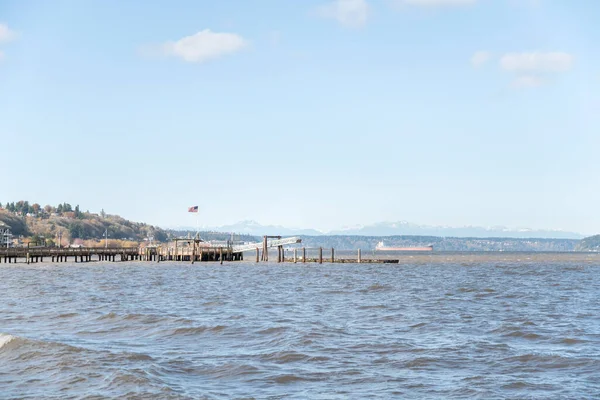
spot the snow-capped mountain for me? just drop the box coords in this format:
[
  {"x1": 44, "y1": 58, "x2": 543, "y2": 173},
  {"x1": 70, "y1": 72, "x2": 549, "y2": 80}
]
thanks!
[{"x1": 167, "y1": 220, "x2": 584, "y2": 239}]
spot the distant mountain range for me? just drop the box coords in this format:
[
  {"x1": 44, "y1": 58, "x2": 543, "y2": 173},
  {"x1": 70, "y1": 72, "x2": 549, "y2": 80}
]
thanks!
[{"x1": 170, "y1": 220, "x2": 585, "y2": 240}]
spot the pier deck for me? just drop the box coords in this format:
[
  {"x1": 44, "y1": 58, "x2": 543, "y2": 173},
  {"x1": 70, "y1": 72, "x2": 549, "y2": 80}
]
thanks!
[{"x1": 1, "y1": 246, "x2": 397, "y2": 264}]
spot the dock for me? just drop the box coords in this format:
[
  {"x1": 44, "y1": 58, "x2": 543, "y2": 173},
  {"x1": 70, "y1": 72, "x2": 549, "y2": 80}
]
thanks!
[
  {"x1": 0, "y1": 234, "x2": 410, "y2": 265},
  {"x1": 1, "y1": 247, "x2": 140, "y2": 264},
  {"x1": 1, "y1": 244, "x2": 398, "y2": 264}
]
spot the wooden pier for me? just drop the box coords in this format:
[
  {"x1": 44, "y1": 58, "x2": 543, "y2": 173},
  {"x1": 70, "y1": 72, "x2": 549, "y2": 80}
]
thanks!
[
  {"x1": 1, "y1": 246, "x2": 398, "y2": 265},
  {"x1": 1, "y1": 247, "x2": 141, "y2": 264}
]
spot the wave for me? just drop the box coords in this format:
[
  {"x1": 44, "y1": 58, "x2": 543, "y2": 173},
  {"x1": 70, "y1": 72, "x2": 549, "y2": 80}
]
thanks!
[
  {"x1": 170, "y1": 325, "x2": 227, "y2": 336},
  {"x1": 96, "y1": 312, "x2": 193, "y2": 326},
  {"x1": 256, "y1": 326, "x2": 288, "y2": 335},
  {"x1": 559, "y1": 337, "x2": 587, "y2": 345},
  {"x1": 261, "y1": 351, "x2": 311, "y2": 364},
  {"x1": 0, "y1": 333, "x2": 18, "y2": 350},
  {"x1": 360, "y1": 283, "x2": 393, "y2": 293}
]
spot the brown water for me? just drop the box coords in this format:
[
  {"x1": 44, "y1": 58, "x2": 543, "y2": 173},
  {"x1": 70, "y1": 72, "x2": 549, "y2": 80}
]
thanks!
[{"x1": 2, "y1": 253, "x2": 600, "y2": 398}]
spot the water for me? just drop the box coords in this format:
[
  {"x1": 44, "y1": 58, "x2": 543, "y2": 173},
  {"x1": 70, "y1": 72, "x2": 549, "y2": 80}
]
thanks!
[{"x1": 2, "y1": 253, "x2": 600, "y2": 399}]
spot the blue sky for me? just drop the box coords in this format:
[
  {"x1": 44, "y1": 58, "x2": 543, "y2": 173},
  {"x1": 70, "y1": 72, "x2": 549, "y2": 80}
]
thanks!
[{"x1": 1, "y1": 0, "x2": 599, "y2": 234}]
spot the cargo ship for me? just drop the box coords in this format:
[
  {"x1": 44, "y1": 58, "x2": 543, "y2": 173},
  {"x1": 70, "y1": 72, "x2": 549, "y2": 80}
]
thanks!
[{"x1": 375, "y1": 241, "x2": 433, "y2": 252}]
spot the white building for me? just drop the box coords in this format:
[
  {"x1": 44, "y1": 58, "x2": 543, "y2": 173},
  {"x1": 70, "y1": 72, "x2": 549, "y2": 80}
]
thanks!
[{"x1": 0, "y1": 222, "x2": 13, "y2": 248}]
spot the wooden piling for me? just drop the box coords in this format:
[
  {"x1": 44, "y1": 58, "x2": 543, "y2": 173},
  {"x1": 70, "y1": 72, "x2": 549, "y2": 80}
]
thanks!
[
  {"x1": 302, "y1": 247, "x2": 306, "y2": 263},
  {"x1": 319, "y1": 247, "x2": 323, "y2": 264},
  {"x1": 256, "y1": 248, "x2": 259, "y2": 263},
  {"x1": 358, "y1": 248, "x2": 361, "y2": 263},
  {"x1": 331, "y1": 248, "x2": 335, "y2": 263},
  {"x1": 191, "y1": 241, "x2": 196, "y2": 264},
  {"x1": 220, "y1": 247, "x2": 223, "y2": 265},
  {"x1": 294, "y1": 248, "x2": 297, "y2": 263},
  {"x1": 263, "y1": 236, "x2": 268, "y2": 262}
]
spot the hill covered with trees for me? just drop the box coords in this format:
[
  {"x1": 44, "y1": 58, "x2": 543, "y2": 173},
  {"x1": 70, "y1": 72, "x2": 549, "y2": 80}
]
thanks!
[
  {"x1": 575, "y1": 235, "x2": 600, "y2": 252},
  {"x1": 0, "y1": 200, "x2": 167, "y2": 246}
]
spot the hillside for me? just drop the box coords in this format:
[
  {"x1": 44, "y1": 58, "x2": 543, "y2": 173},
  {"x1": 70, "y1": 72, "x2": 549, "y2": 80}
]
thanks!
[
  {"x1": 0, "y1": 201, "x2": 167, "y2": 246},
  {"x1": 0, "y1": 211, "x2": 28, "y2": 236},
  {"x1": 575, "y1": 235, "x2": 600, "y2": 251},
  {"x1": 297, "y1": 235, "x2": 580, "y2": 252}
]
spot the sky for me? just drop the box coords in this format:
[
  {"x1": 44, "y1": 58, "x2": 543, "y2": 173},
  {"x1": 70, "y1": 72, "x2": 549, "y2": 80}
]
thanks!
[{"x1": 1, "y1": 0, "x2": 599, "y2": 234}]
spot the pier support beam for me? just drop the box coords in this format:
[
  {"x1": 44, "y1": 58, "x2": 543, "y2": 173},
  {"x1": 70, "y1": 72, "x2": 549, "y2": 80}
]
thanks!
[{"x1": 319, "y1": 247, "x2": 323, "y2": 264}]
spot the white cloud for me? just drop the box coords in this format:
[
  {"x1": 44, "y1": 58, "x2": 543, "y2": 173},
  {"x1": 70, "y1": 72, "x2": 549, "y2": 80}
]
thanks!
[
  {"x1": 471, "y1": 51, "x2": 492, "y2": 68},
  {"x1": 500, "y1": 52, "x2": 573, "y2": 73},
  {"x1": 512, "y1": 75, "x2": 544, "y2": 88},
  {"x1": 316, "y1": 0, "x2": 370, "y2": 28},
  {"x1": 397, "y1": 0, "x2": 477, "y2": 6},
  {"x1": 0, "y1": 23, "x2": 16, "y2": 43},
  {"x1": 161, "y1": 29, "x2": 247, "y2": 63}
]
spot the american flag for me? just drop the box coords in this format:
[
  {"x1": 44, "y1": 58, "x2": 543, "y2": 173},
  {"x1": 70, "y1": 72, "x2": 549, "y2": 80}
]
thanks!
[{"x1": 188, "y1": 206, "x2": 198, "y2": 213}]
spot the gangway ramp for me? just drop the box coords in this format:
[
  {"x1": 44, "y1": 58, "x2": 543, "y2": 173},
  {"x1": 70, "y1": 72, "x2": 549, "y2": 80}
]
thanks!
[{"x1": 232, "y1": 237, "x2": 301, "y2": 253}]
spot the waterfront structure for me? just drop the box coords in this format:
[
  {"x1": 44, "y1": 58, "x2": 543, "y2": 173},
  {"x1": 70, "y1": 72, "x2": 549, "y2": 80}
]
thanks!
[{"x1": 1, "y1": 222, "x2": 13, "y2": 248}]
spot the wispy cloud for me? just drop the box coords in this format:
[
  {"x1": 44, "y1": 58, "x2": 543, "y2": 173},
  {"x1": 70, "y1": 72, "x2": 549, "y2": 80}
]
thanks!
[
  {"x1": 498, "y1": 52, "x2": 573, "y2": 89},
  {"x1": 315, "y1": 0, "x2": 370, "y2": 28},
  {"x1": 500, "y1": 52, "x2": 573, "y2": 73},
  {"x1": 471, "y1": 51, "x2": 492, "y2": 68},
  {"x1": 511, "y1": 75, "x2": 544, "y2": 89},
  {"x1": 395, "y1": 0, "x2": 477, "y2": 7},
  {"x1": 0, "y1": 23, "x2": 16, "y2": 43},
  {"x1": 156, "y1": 29, "x2": 248, "y2": 64}
]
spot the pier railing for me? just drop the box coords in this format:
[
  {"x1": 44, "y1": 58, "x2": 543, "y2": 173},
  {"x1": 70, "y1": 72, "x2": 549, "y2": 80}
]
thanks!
[{"x1": 2, "y1": 247, "x2": 139, "y2": 257}]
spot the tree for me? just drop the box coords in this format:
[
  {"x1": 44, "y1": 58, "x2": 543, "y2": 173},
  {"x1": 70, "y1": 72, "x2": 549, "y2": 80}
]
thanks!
[
  {"x1": 31, "y1": 203, "x2": 41, "y2": 215},
  {"x1": 57, "y1": 204, "x2": 64, "y2": 214},
  {"x1": 16, "y1": 200, "x2": 25, "y2": 214},
  {"x1": 75, "y1": 205, "x2": 81, "y2": 219},
  {"x1": 100, "y1": 209, "x2": 106, "y2": 218},
  {"x1": 68, "y1": 223, "x2": 84, "y2": 239},
  {"x1": 44, "y1": 205, "x2": 53, "y2": 214}
]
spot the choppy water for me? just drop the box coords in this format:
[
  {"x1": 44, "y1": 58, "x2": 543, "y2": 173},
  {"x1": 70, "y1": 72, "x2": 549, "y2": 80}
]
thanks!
[{"x1": 2, "y1": 253, "x2": 600, "y2": 399}]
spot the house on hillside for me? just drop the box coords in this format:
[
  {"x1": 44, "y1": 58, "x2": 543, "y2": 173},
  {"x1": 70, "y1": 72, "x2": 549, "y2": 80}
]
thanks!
[
  {"x1": 0, "y1": 222, "x2": 13, "y2": 248},
  {"x1": 69, "y1": 238, "x2": 85, "y2": 248}
]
